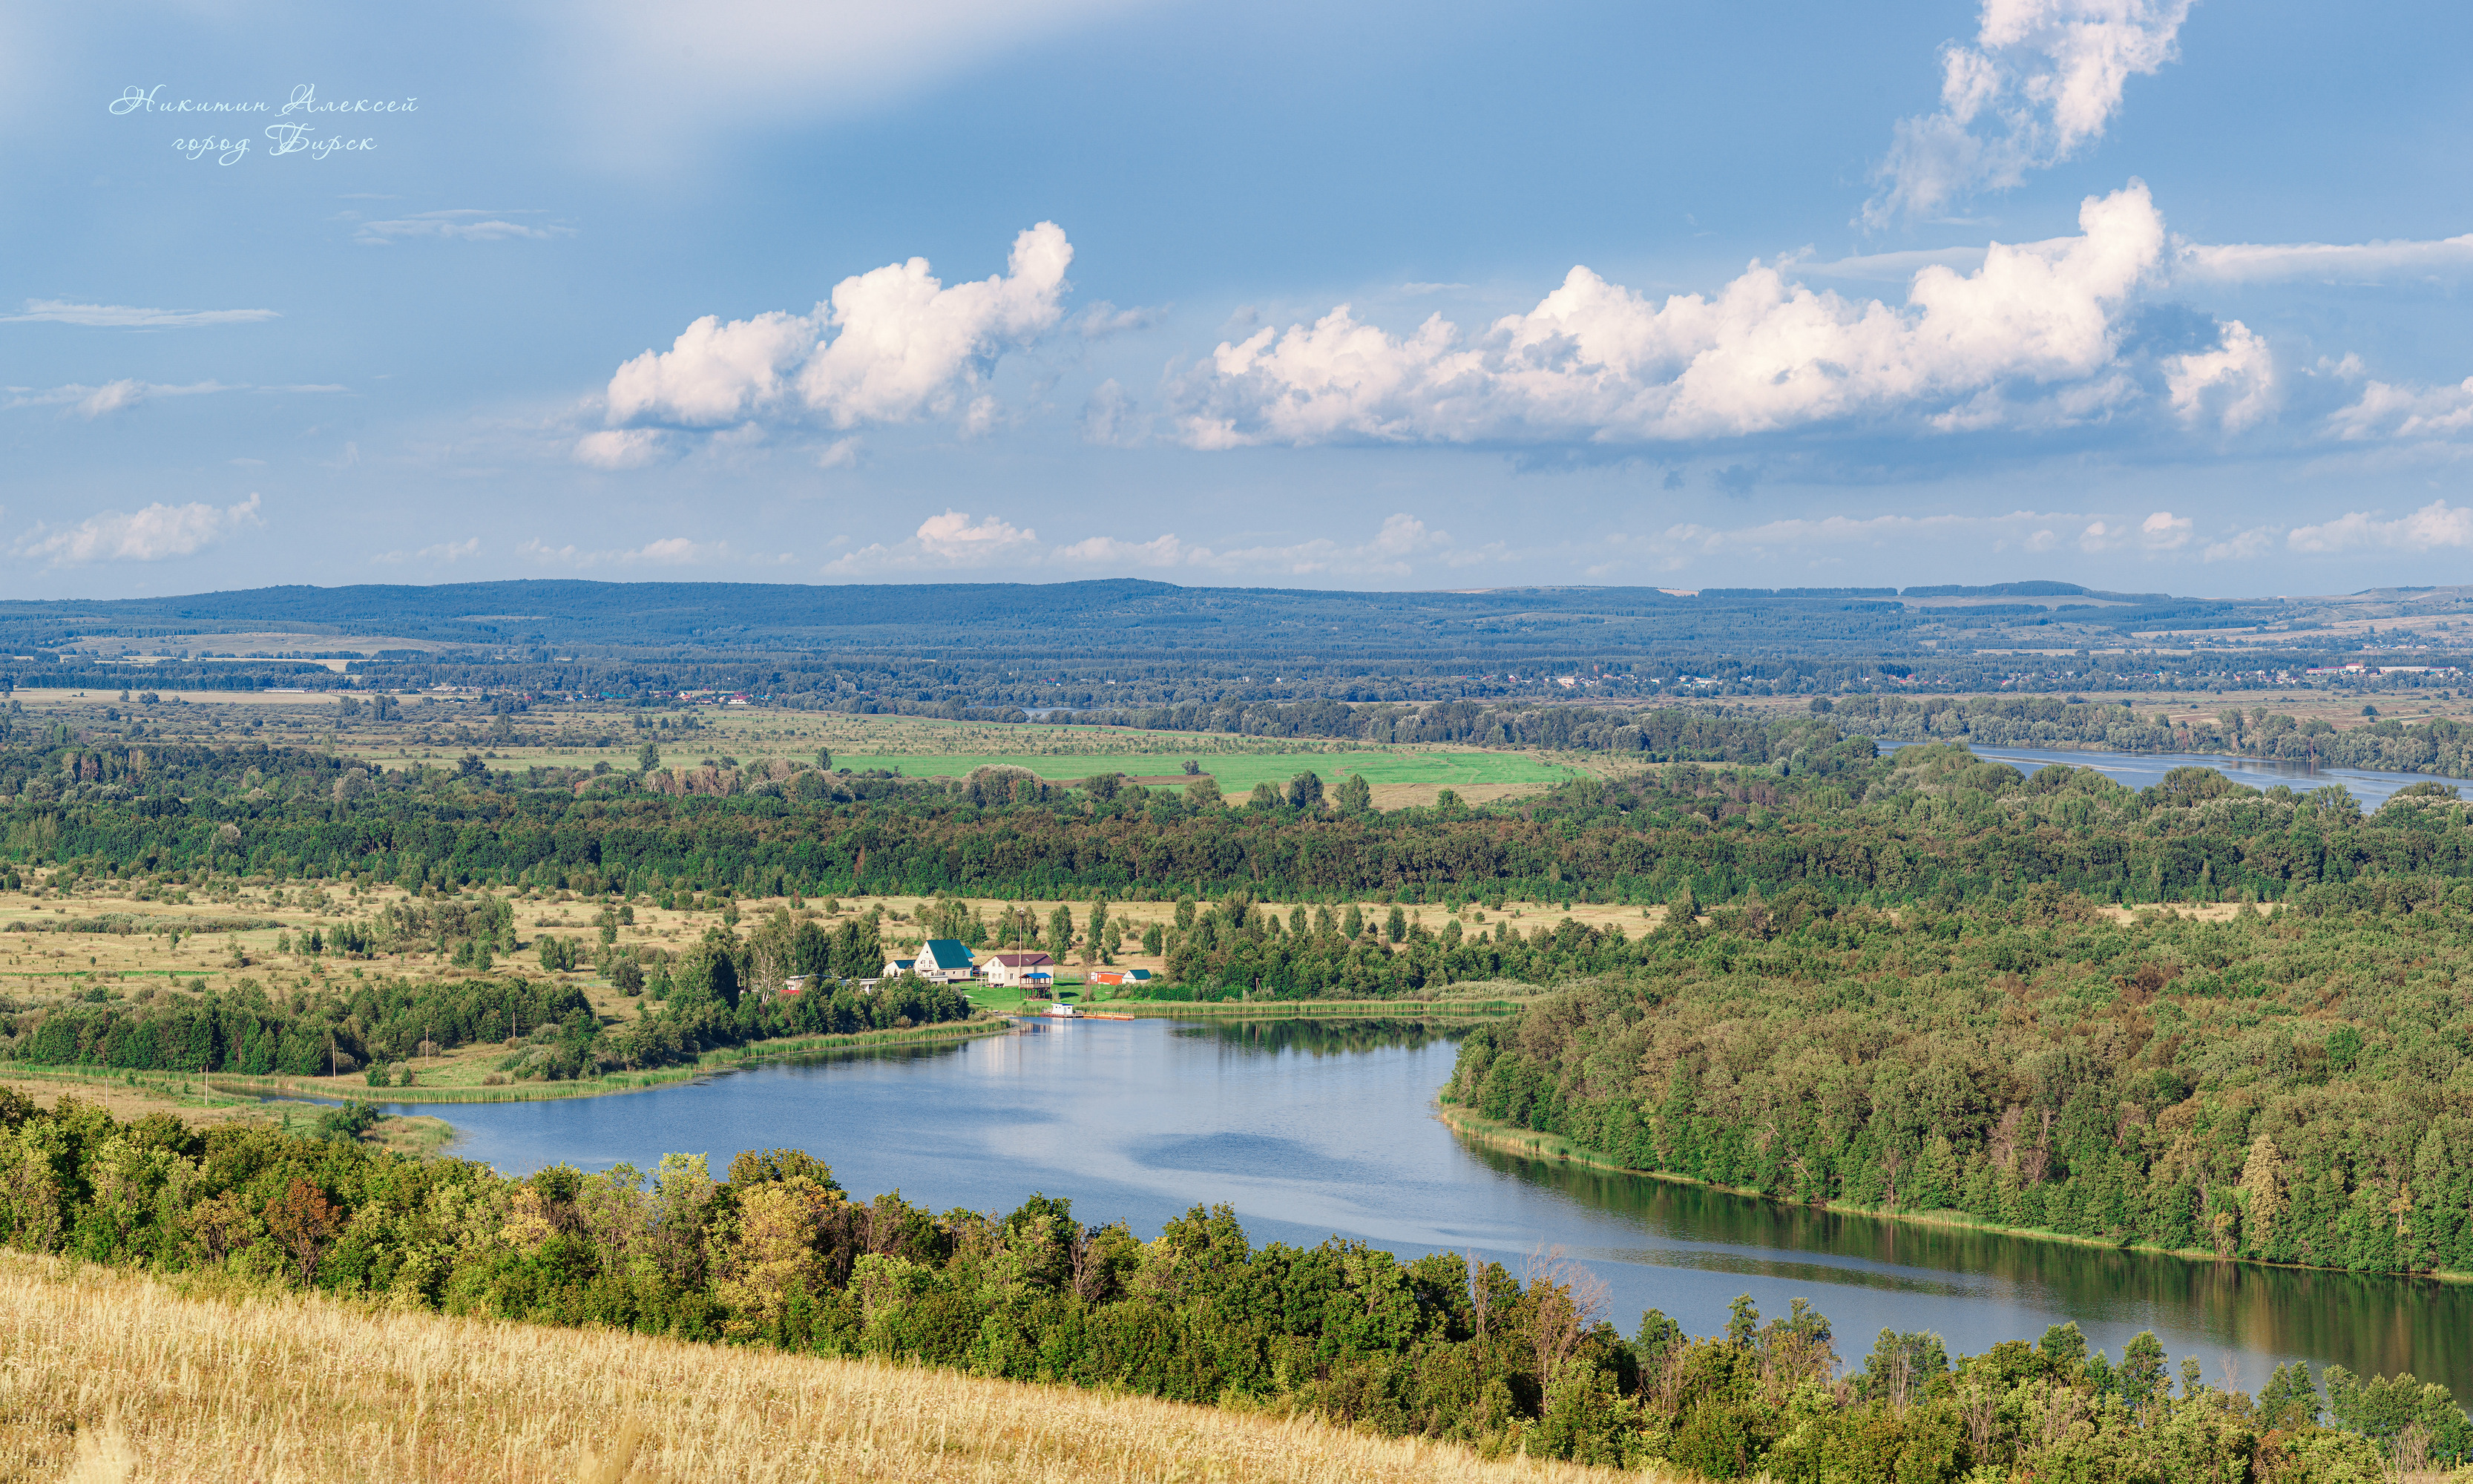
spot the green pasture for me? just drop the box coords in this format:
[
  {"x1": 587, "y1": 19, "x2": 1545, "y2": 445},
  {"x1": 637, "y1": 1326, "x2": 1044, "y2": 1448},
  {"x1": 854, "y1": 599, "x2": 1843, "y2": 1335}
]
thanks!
[{"x1": 829, "y1": 749, "x2": 1584, "y2": 792}]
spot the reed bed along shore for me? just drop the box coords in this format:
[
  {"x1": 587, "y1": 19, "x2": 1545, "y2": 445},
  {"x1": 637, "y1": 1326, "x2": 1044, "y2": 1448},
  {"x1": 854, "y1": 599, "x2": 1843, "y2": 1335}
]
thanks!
[{"x1": 0, "y1": 1252, "x2": 1644, "y2": 1484}]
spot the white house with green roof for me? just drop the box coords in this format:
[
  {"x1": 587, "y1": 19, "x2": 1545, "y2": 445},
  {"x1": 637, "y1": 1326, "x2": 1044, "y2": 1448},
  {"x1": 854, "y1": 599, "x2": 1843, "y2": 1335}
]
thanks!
[{"x1": 883, "y1": 939, "x2": 975, "y2": 983}]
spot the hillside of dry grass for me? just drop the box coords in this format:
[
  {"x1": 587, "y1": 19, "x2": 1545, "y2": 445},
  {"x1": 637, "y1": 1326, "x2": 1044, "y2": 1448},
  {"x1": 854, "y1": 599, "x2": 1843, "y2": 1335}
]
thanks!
[{"x1": 0, "y1": 1252, "x2": 1646, "y2": 1484}]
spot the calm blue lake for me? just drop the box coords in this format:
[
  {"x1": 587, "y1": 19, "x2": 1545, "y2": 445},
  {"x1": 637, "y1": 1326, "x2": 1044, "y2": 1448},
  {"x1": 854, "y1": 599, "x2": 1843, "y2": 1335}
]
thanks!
[
  {"x1": 401, "y1": 1017, "x2": 2473, "y2": 1397},
  {"x1": 1884, "y1": 740, "x2": 2447, "y2": 807}
]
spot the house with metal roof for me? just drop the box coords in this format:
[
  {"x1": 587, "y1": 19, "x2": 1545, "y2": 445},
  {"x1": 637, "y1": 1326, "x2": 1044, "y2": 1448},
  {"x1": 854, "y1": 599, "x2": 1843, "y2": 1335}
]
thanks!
[{"x1": 884, "y1": 939, "x2": 976, "y2": 983}]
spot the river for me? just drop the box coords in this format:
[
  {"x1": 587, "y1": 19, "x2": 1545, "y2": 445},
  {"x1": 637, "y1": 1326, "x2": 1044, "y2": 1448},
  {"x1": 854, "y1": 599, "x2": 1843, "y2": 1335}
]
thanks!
[
  {"x1": 405, "y1": 1017, "x2": 2473, "y2": 1397},
  {"x1": 1888, "y1": 740, "x2": 2448, "y2": 807}
]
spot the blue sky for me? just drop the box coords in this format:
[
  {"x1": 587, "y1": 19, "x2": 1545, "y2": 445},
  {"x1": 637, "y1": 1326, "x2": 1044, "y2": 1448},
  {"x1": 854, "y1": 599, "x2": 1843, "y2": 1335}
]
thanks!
[{"x1": 5, "y1": 0, "x2": 2472, "y2": 599}]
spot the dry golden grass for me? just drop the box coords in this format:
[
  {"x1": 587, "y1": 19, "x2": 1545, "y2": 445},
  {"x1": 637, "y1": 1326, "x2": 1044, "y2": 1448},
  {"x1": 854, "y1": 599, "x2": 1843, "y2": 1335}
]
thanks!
[{"x1": 0, "y1": 1252, "x2": 1646, "y2": 1484}]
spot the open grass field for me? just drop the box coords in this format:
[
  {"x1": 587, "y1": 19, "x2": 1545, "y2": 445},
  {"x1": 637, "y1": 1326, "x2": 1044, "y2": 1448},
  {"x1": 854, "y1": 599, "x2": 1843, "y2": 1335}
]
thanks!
[{"x1": 0, "y1": 1251, "x2": 1640, "y2": 1484}]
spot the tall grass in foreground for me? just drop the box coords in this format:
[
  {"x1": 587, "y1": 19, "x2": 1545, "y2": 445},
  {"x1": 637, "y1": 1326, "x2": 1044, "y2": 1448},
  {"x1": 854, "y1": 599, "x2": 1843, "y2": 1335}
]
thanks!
[{"x1": 0, "y1": 1252, "x2": 1646, "y2": 1484}]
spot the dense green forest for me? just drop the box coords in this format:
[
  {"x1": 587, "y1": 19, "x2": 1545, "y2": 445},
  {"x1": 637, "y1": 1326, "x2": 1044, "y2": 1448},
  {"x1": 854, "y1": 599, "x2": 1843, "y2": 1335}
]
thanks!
[
  {"x1": 1444, "y1": 887, "x2": 2473, "y2": 1276},
  {"x1": 16, "y1": 720, "x2": 2473, "y2": 908},
  {"x1": 0, "y1": 1094, "x2": 2460, "y2": 1477}
]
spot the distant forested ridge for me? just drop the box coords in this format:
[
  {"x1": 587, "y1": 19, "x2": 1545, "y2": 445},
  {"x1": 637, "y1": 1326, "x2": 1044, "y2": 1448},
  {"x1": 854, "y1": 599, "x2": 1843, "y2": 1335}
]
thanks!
[{"x1": 6, "y1": 577, "x2": 2463, "y2": 708}]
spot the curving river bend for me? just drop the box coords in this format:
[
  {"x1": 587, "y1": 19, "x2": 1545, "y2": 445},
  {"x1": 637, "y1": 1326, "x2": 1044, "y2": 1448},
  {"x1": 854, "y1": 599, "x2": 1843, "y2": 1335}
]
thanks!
[{"x1": 402, "y1": 1017, "x2": 2473, "y2": 1396}]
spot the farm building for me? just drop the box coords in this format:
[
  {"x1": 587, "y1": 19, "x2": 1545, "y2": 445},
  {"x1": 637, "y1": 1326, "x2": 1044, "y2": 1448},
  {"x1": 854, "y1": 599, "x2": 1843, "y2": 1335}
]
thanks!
[
  {"x1": 1086, "y1": 968, "x2": 1152, "y2": 987},
  {"x1": 982, "y1": 952, "x2": 1054, "y2": 989}
]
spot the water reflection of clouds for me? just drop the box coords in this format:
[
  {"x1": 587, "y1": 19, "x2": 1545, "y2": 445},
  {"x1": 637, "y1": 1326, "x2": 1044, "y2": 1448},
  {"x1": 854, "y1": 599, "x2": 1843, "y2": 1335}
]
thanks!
[{"x1": 1576, "y1": 1246, "x2": 2003, "y2": 1298}]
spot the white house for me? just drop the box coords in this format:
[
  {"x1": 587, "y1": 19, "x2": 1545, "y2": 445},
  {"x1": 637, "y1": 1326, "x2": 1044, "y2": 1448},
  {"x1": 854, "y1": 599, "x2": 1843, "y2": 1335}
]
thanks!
[
  {"x1": 982, "y1": 951, "x2": 1054, "y2": 989},
  {"x1": 883, "y1": 939, "x2": 975, "y2": 984}
]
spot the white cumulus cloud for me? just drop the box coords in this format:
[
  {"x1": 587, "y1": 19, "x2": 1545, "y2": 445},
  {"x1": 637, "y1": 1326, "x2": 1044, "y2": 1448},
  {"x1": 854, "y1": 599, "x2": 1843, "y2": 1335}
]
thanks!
[
  {"x1": 1172, "y1": 183, "x2": 2198, "y2": 447},
  {"x1": 1868, "y1": 0, "x2": 2192, "y2": 226},
  {"x1": 373, "y1": 537, "x2": 484, "y2": 565},
  {"x1": 606, "y1": 223, "x2": 1073, "y2": 433},
  {"x1": 573, "y1": 429, "x2": 669, "y2": 470},
  {"x1": 916, "y1": 510, "x2": 1037, "y2": 561},
  {"x1": 2138, "y1": 510, "x2": 2193, "y2": 549},
  {"x1": 828, "y1": 510, "x2": 1454, "y2": 579},
  {"x1": 2202, "y1": 526, "x2": 2279, "y2": 562},
  {"x1": 2327, "y1": 378, "x2": 2473, "y2": 441},
  {"x1": 2288, "y1": 502, "x2": 2473, "y2": 554},
  {"x1": 2072, "y1": 512, "x2": 2189, "y2": 553},
  {"x1": 1049, "y1": 532, "x2": 1209, "y2": 568},
  {"x1": 2163, "y1": 320, "x2": 2274, "y2": 431},
  {"x1": 13, "y1": 493, "x2": 263, "y2": 566},
  {"x1": 520, "y1": 536, "x2": 732, "y2": 568}
]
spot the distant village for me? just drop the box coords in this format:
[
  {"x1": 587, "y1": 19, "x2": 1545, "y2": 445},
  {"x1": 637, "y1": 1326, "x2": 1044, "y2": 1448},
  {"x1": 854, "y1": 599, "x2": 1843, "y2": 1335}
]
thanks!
[{"x1": 778, "y1": 939, "x2": 1150, "y2": 1005}]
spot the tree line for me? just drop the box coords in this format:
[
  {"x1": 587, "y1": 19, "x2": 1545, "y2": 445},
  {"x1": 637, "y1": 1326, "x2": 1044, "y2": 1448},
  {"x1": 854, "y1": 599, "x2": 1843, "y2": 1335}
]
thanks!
[{"x1": 22, "y1": 729, "x2": 2473, "y2": 922}]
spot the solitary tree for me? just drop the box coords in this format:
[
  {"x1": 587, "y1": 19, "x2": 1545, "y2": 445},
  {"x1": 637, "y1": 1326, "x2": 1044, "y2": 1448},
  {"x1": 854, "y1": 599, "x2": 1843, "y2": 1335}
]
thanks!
[
  {"x1": 637, "y1": 740, "x2": 660, "y2": 772},
  {"x1": 1336, "y1": 774, "x2": 1373, "y2": 815},
  {"x1": 1086, "y1": 900, "x2": 1109, "y2": 964},
  {"x1": 264, "y1": 1177, "x2": 339, "y2": 1284}
]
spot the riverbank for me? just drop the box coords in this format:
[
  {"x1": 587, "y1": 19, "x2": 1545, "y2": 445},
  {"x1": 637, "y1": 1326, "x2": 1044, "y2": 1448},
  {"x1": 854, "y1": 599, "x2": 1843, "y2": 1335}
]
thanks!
[
  {"x1": 1, "y1": 1066, "x2": 458, "y2": 1153},
  {"x1": 187, "y1": 1016, "x2": 1011, "y2": 1106},
  {"x1": 1436, "y1": 1103, "x2": 2473, "y2": 1286}
]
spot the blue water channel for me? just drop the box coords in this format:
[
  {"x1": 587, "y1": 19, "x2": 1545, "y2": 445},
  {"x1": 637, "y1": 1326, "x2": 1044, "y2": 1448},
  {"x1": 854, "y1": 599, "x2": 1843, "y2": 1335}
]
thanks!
[
  {"x1": 1883, "y1": 740, "x2": 2449, "y2": 807},
  {"x1": 402, "y1": 1017, "x2": 2473, "y2": 1397}
]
